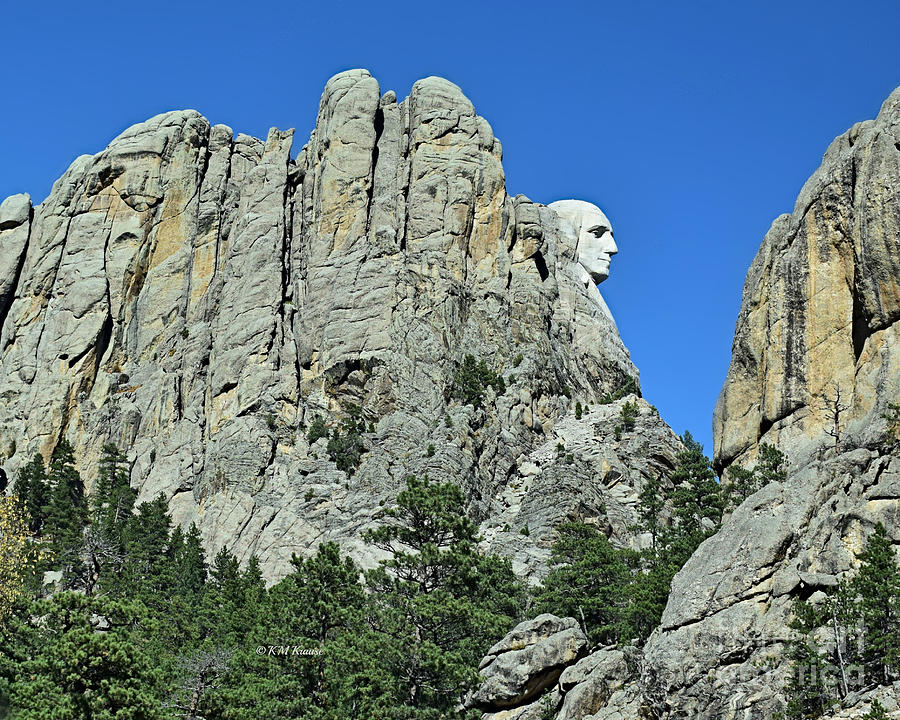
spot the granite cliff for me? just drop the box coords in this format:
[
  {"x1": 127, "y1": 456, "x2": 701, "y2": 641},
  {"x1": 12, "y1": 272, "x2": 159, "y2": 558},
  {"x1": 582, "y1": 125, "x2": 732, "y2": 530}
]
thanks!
[
  {"x1": 468, "y1": 87, "x2": 900, "y2": 720},
  {"x1": 0, "y1": 69, "x2": 681, "y2": 581}
]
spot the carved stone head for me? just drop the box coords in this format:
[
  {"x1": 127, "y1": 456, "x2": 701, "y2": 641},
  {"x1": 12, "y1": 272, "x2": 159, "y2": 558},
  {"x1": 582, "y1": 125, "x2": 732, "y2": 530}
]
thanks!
[{"x1": 549, "y1": 199, "x2": 618, "y2": 284}]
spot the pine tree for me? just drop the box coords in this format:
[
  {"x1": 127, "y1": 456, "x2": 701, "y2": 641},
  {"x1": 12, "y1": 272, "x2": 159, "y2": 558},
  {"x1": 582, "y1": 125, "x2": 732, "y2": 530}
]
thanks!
[
  {"x1": 209, "y1": 543, "x2": 371, "y2": 719},
  {"x1": 6, "y1": 592, "x2": 163, "y2": 719},
  {"x1": 114, "y1": 494, "x2": 174, "y2": 605},
  {"x1": 363, "y1": 475, "x2": 524, "y2": 717},
  {"x1": 14, "y1": 454, "x2": 49, "y2": 536},
  {"x1": 853, "y1": 523, "x2": 900, "y2": 685},
  {"x1": 534, "y1": 522, "x2": 633, "y2": 644},
  {"x1": 665, "y1": 431, "x2": 723, "y2": 567},
  {"x1": 43, "y1": 440, "x2": 88, "y2": 579},
  {"x1": 635, "y1": 475, "x2": 665, "y2": 552},
  {"x1": 172, "y1": 523, "x2": 207, "y2": 602},
  {"x1": 783, "y1": 599, "x2": 837, "y2": 718},
  {"x1": 92, "y1": 443, "x2": 136, "y2": 541}
]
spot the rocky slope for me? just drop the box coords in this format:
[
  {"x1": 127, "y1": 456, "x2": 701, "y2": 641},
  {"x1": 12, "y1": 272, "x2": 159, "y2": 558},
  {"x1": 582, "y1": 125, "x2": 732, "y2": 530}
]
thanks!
[
  {"x1": 0, "y1": 69, "x2": 681, "y2": 580},
  {"x1": 655, "y1": 87, "x2": 900, "y2": 719},
  {"x1": 528, "y1": 87, "x2": 900, "y2": 720}
]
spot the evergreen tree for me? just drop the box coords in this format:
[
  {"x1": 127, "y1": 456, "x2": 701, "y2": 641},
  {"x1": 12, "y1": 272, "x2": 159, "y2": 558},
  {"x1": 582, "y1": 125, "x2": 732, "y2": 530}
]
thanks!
[
  {"x1": 171, "y1": 523, "x2": 207, "y2": 602},
  {"x1": 363, "y1": 475, "x2": 524, "y2": 717},
  {"x1": 43, "y1": 440, "x2": 88, "y2": 579},
  {"x1": 852, "y1": 523, "x2": 900, "y2": 685},
  {"x1": 5, "y1": 592, "x2": 163, "y2": 719},
  {"x1": 92, "y1": 443, "x2": 136, "y2": 542},
  {"x1": 665, "y1": 432, "x2": 723, "y2": 567},
  {"x1": 114, "y1": 494, "x2": 174, "y2": 605},
  {"x1": 635, "y1": 475, "x2": 665, "y2": 552},
  {"x1": 210, "y1": 543, "x2": 372, "y2": 719},
  {"x1": 534, "y1": 522, "x2": 633, "y2": 644},
  {"x1": 14, "y1": 454, "x2": 49, "y2": 536},
  {"x1": 783, "y1": 599, "x2": 837, "y2": 719}
]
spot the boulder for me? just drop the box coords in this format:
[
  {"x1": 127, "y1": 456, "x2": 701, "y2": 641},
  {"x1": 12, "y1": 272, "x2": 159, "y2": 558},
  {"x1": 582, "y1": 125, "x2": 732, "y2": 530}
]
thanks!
[{"x1": 471, "y1": 614, "x2": 588, "y2": 711}]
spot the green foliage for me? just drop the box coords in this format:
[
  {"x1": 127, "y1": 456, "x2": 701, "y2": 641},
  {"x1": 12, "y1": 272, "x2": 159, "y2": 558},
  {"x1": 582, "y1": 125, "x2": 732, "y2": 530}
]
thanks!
[
  {"x1": 326, "y1": 406, "x2": 365, "y2": 474},
  {"x1": 520, "y1": 524, "x2": 530, "y2": 536},
  {"x1": 306, "y1": 416, "x2": 328, "y2": 445},
  {"x1": 534, "y1": 523, "x2": 633, "y2": 644},
  {"x1": 42, "y1": 441, "x2": 89, "y2": 579},
  {"x1": 210, "y1": 542, "x2": 369, "y2": 718},
  {"x1": 4, "y1": 592, "x2": 163, "y2": 719},
  {"x1": 864, "y1": 699, "x2": 889, "y2": 720},
  {"x1": 540, "y1": 432, "x2": 729, "y2": 648},
  {"x1": 575, "y1": 401, "x2": 583, "y2": 420},
  {"x1": 782, "y1": 523, "x2": 900, "y2": 716},
  {"x1": 538, "y1": 692, "x2": 558, "y2": 720},
  {"x1": 364, "y1": 475, "x2": 525, "y2": 716},
  {"x1": 6, "y1": 440, "x2": 15, "y2": 459},
  {"x1": 599, "y1": 377, "x2": 638, "y2": 405},
  {"x1": 619, "y1": 400, "x2": 638, "y2": 431},
  {"x1": 265, "y1": 413, "x2": 276, "y2": 430},
  {"x1": 513, "y1": 353, "x2": 523, "y2": 368},
  {"x1": 15, "y1": 453, "x2": 49, "y2": 536},
  {"x1": 853, "y1": 523, "x2": 900, "y2": 685},
  {"x1": 426, "y1": 443, "x2": 436, "y2": 457},
  {"x1": 664, "y1": 432, "x2": 723, "y2": 566},
  {"x1": 724, "y1": 443, "x2": 786, "y2": 511},
  {"x1": 92, "y1": 444, "x2": 136, "y2": 542},
  {"x1": 882, "y1": 402, "x2": 900, "y2": 446},
  {"x1": 783, "y1": 599, "x2": 837, "y2": 719},
  {"x1": 451, "y1": 354, "x2": 506, "y2": 409}
]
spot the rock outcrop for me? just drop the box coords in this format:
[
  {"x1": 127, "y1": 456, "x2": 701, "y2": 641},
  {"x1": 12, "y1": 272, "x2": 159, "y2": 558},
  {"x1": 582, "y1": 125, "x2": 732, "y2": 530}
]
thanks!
[
  {"x1": 0, "y1": 69, "x2": 680, "y2": 580},
  {"x1": 613, "y1": 87, "x2": 900, "y2": 719},
  {"x1": 714, "y1": 87, "x2": 900, "y2": 473},
  {"x1": 471, "y1": 614, "x2": 640, "y2": 720}
]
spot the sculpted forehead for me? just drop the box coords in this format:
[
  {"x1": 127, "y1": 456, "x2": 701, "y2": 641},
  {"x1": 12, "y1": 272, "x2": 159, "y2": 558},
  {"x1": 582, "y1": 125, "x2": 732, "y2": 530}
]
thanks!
[{"x1": 548, "y1": 199, "x2": 613, "y2": 236}]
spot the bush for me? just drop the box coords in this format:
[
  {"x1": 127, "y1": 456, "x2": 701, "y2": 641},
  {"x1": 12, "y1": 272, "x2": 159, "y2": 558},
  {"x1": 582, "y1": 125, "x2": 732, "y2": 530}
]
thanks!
[
  {"x1": 451, "y1": 354, "x2": 506, "y2": 409},
  {"x1": 575, "y1": 401, "x2": 583, "y2": 420},
  {"x1": 327, "y1": 407, "x2": 365, "y2": 475},
  {"x1": 307, "y1": 417, "x2": 328, "y2": 445},
  {"x1": 600, "y1": 377, "x2": 638, "y2": 405},
  {"x1": 426, "y1": 444, "x2": 435, "y2": 458},
  {"x1": 620, "y1": 400, "x2": 638, "y2": 432}
]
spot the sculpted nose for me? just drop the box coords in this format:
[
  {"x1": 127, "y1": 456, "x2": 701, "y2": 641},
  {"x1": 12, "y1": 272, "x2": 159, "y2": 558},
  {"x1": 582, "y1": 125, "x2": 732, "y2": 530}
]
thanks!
[{"x1": 606, "y1": 235, "x2": 618, "y2": 256}]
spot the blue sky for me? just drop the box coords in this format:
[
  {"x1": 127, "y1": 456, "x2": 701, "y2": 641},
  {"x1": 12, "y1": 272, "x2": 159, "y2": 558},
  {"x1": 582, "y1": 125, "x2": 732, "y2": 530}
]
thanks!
[{"x1": 2, "y1": 0, "x2": 900, "y2": 457}]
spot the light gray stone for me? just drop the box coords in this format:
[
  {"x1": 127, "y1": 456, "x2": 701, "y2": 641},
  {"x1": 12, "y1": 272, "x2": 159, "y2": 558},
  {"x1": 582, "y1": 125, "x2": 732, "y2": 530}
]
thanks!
[
  {"x1": 0, "y1": 193, "x2": 30, "y2": 229},
  {"x1": 0, "y1": 70, "x2": 671, "y2": 592},
  {"x1": 471, "y1": 615, "x2": 588, "y2": 711}
]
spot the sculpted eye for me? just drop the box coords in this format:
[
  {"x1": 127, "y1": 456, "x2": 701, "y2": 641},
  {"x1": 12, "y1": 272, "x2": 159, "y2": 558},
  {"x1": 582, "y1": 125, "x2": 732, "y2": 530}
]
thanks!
[{"x1": 587, "y1": 225, "x2": 609, "y2": 238}]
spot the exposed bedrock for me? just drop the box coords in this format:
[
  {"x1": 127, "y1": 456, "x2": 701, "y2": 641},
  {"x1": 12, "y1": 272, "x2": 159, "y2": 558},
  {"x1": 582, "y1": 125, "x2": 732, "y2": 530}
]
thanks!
[{"x1": 0, "y1": 69, "x2": 679, "y2": 581}]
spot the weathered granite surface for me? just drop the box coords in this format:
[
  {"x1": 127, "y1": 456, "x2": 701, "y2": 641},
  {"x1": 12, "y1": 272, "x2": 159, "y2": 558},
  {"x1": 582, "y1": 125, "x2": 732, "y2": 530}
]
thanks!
[
  {"x1": 619, "y1": 86, "x2": 900, "y2": 719},
  {"x1": 472, "y1": 614, "x2": 640, "y2": 720},
  {"x1": 714, "y1": 86, "x2": 900, "y2": 474},
  {"x1": 0, "y1": 70, "x2": 679, "y2": 581}
]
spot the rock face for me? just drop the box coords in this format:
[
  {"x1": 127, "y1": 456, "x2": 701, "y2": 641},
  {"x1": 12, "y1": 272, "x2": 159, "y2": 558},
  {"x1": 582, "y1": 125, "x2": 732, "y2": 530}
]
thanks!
[
  {"x1": 0, "y1": 69, "x2": 679, "y2": 580},
  {"x1": 621, "y1": 87, "x2": 900, "y2": 719},
  {"x1": 471, "y1": 614, "x2": 639, "y2": 720},
  {"x1": 714, "y1": 87, "x2": 900, "y2": 473},
  {"x1": 471, "y1": 614, "x2": 588, "y2": 711}
]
